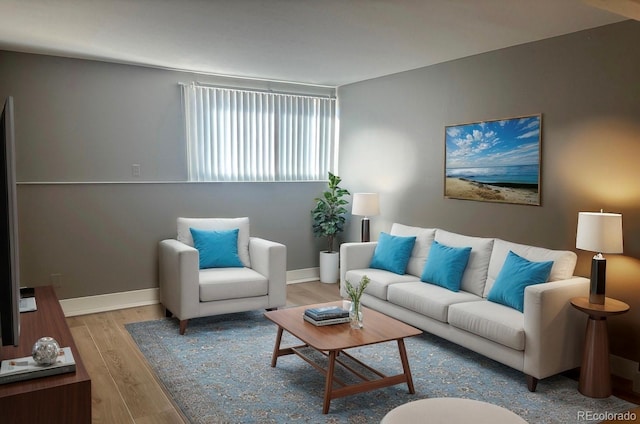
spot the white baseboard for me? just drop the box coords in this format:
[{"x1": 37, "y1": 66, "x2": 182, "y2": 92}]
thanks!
[
  {"x1": 60, "y1": 268, "x2": 321, "y2": 317},
  {"x1": 611, "y1": 354, "x2": 640, "y2": 392},
  {"x1": 286, "y1": 267, "x2": 319, "y2": 284},
  {"x1": 60, "y1": 288, "x2": 160, "y2": 317}
]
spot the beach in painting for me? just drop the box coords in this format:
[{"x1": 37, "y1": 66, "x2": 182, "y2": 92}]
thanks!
[
  {"x1": 445, "y1": 177, "x2": 538, "y2": 204},
  {"x1": 445, "y1": 165, "x2": 539, "y2": 205}
]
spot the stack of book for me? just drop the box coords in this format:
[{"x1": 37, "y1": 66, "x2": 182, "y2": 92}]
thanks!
[
  {"x1": 0, "y1": 347, "x2": 76, "y2": 385},
  {"x1": 303, "y1": 305, "x2": 350, "y2": 326}
]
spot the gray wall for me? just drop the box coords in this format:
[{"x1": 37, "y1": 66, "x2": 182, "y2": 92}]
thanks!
[
  {"x1": 338, "y1": 20, "x2": 640, "y2": 362},
  {"x1": 2, "y1": 20, "x2": 639, "y2": 364},
  {"x1": 0, "y1": 51, "x2": 326, "y2": 299}
]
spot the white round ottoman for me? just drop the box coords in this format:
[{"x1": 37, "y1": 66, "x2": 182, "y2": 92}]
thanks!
[{"x1": 381, "y1": 398, "x2": 528, "y2": 423}]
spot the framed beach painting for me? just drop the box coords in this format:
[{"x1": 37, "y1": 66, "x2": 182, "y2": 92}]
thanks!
[{"x1": 444, "y1": 114, "x2": 542, "y2": 206}]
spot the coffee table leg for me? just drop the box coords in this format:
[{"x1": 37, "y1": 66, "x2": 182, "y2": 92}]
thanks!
[
  {"x1": 397, "y1": 338, "x2": 415, "y2": 394},
  {"x1": 323, "y1": 350, "x2": 338, "y2": 414},
  {"x1": 271, "y1": 326, "x2": 284, "y2": 367}
]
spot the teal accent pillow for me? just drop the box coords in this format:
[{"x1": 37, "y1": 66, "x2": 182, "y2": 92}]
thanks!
[
  {"x1": 369, "y1": 232, "x2": 416, "y2": 275},
  {"x1": 420, "y1": 241, "x2": 471, "y2": 292},
  {"x1": 190, "y1": 227, "x2": 244, "y2": 269},
  {"x1": 488, "y1": 251, "x2": 553, "y2": 312}
]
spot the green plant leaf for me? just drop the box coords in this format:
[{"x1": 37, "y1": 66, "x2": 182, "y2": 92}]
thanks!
[{"x1": 311, "y1": 171, "x2": 350, "y2": 252}]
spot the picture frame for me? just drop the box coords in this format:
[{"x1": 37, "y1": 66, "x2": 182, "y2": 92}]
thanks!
[{"x1": 444, "y1": 114, "x2": 542, "y2": 206}]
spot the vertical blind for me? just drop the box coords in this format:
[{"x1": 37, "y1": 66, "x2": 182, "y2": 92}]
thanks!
[{"x1": 182, "y1": 84, "x2": 337, "y2": 182}]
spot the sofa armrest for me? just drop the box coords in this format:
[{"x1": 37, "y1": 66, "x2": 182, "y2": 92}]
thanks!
[
  {"x1": 340, "y1": 242, "x2": 377, "y2": 292},
  {"x1": 249, "y1": 237, "x2": 287, "y2": 308},
  {"x1": 158, "y1": 239, "x2": 200, "y2": 320},
  {"x1": 523, "y1": 276, "x2": 590, "y2": 379}
]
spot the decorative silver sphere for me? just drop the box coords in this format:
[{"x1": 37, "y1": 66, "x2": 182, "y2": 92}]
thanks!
[{"x1": 32, "y1": 337, "x2": 60, "y2": 365}]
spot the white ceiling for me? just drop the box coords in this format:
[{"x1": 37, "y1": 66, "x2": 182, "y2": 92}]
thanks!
[{"x1": 0, "y1": 0, "x2": 631, "y2": 87}]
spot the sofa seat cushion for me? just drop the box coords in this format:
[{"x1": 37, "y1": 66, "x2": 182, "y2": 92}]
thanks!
[
  {"x1": 199, "y1": 268, "x2": 268, "y2": 302},
  {"x1": 388, "y1": 282, "x2": 482, "y2": 323},
  {"x1": 345, "y1": 269, "x2": 419, "y2": 301},
  {"x1": 448, "y1": 300, "x2": 525, "y2": 351}
]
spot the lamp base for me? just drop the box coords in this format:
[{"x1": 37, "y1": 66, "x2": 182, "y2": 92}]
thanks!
[
  {"x1": 589, "y1": 257, "x2": 606, "y2": 305},
  {"x1": 361, "y1": 218, "x2": 370, "y2": 243}
]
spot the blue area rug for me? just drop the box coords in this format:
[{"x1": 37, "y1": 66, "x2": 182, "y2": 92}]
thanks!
[{"x1": 126, "y1": 311, "x2": 635, "y2": 423}]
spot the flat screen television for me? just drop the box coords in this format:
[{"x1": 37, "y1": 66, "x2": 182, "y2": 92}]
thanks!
[{"x1": 0, "y1": 96, "x2": 20, "y2": 348}]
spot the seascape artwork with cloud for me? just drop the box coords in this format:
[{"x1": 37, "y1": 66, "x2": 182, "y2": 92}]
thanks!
[{"x1": 445, "y1": 114, "x2": 542, "y2": 205}]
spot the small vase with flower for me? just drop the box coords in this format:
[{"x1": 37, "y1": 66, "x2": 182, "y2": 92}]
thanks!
[{"x1": 344, "y1": 275, "x2": 370, "y2": 329}]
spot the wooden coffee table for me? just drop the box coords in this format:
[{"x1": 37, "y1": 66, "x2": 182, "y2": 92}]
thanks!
[{"x1": 264, "y1": 301, "x2": 422, "y2": 414}]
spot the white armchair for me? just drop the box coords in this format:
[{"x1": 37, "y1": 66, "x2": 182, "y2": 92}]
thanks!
[{"x1": 159, "y1": 217, "x2": 287, "y2": 334}]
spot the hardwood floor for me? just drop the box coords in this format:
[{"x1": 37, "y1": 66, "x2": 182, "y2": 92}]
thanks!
[
  {"x1": 284, "y1": 279, "x2": 342, "y2": 306},
  {"x1": 68, "y1": 281, "x2": 639, "y2": 423},
  {"x1": 66, "y1": 281, "x2": 341, "y2": 423}
]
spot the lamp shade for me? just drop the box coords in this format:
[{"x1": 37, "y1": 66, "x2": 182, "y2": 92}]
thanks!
[
  {"x1": 576, "y1": 212, "x2": 623, "y2": 254},
  {"x1": 352, "y1": 193, "x2": 380, "y2": 217}
]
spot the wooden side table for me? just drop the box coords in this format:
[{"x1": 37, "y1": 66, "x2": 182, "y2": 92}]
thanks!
[{"x1": 570, "y1": 296, "x2": 629, "y2": 398}]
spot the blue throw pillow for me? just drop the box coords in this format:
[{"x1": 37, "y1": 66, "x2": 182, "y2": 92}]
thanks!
[
  {"x1": 369, "y1": 232, "x2": 416, "y2": 275},
  {"x1": 420, "y1": 241, "x2": 471, "y2": 292},
  {"x1": 190, "y1": 227, "x2": 244, "y2": 269},
  {"x1": 487, "y1": 251, "x2": 553, "y2": 312}
]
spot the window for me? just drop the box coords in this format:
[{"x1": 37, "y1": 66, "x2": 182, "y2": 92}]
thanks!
[{"x1": 181, "y1": 84, "x2": 337, "y2": 182}]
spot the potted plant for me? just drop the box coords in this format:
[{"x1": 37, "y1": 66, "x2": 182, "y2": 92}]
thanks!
[{"x1": 311, "y1": 172, "x2": 350, "y2": 283}]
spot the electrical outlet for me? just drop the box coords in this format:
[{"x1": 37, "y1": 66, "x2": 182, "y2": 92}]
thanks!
[
  {"x1": 132, "y1": 164, "x2": 141, "y2": 177},
  {"x1": 50, "y1": 273, "x2": 62, "y2": 288}
]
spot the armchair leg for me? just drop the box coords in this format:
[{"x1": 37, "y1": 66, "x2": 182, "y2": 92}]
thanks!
[
  {"x1": 165, "y1": 308, "x2": 173, "y2": 318},
  {"x1": 179, "y1": 319, "x2": 188, "y2": 335},
  {"x1": 526, "y1": 375, "x2": 538, "y2": 392},
  {"x1": 266, "y1": 307, "x2": 277, "y2": 311}
]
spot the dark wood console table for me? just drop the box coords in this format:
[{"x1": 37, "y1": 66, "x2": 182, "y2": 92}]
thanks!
[{"x1": 0, "y1": 286, "x2": 91, "y2": 422}]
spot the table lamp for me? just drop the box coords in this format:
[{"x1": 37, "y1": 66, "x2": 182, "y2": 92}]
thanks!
[
  {"x1": 352, "y1": 193, "x2": 379, "y2": 242},
  {"x1": 576, "y1": 211, "x2": 623, "y2": 305}
]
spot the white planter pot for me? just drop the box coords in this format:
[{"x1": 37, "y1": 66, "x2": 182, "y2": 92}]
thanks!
[{"x1": 319, "y1": 251, "x2": 339, "y2": 284}]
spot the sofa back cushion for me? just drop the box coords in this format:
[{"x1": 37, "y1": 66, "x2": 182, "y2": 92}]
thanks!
[
  {"x1": 434, "y1": 229, "x2": 494, "y2": 297},
  {"x1": 369, "y1": 232, "x2": 416, "y2": 275},
  {"x1": 177, "y1": 217, "x2": 251, "y2": 267},
  {"x1": 487, "y1": 251, "x2": 553, "y2": 312},
  {"x1": 390, "y1": 223, "x2": 436, "y2": 277},
  {"x1": 420, "y1": 241, "x2": 471, "y2": 292},
  {"x1": 483, "y1": 238, "x2": 577, "y2": 297}
]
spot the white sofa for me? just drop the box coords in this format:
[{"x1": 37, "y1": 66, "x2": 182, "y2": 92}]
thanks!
[
  {"x1": 159, "y1": 217, "x2": 287, "y2": 334},
  {"x1": 340, "y1": 223, "x2": 589, "y2": 391}
]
